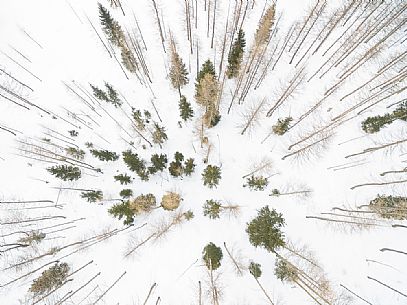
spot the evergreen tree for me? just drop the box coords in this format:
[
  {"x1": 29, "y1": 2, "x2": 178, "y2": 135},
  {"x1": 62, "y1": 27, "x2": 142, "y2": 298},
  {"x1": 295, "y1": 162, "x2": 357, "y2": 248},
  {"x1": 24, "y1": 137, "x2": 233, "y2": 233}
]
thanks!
[
  {"x1": 202, "y1": 242, "x2": 223, "y2": 270},
  {"x1": 195, "y1": 74, "x2": 220, "y2": 128},
  {"x1": 169, "y1": 48, "x2": 189, "y2": 95},
  {"x1": 179, "y1": 95, "x2": 194, "y2": 121},
  {"x1": 122, "y1": 150, "x2": 149, "y2": 181},
  {"x1": 361, "y1": 114, "x2": 392, "y2": 133},
  {"x1": 362, "y1": 102, "x2": 407, "y2": 134},
  {"x1": 81, "y1": 190, "x2": 103, "y2": 203},
  {"x1": 249, "y1": 261, "x2": 262, "y2": 279},
  {"x1": 30, "y1": 262, "x2": 70, "y2": 296},
  {"x1": 114, "y1": 173, "x2": 132, "y2": 185},
  {"x1": 246, "y1": 206, "x2": 285, "y2": 253},
  {"x1": 274, "y1": 258, "x2": 297, "y2": 282},
  {"x1": 169, "y1": 152, "x2": 184, "y2": 177},
  {"x1": 90, "y1": 84, "x2": 109, "y2": 102},
  {"x1": 196, "y1": 60, "x2": 216, "y2": 84},
  {"x1": 108, "y1": 200, "x2": 135, "y2": 225},
  {"x1": 120, "y1": 189, "x2": 133, "y2": 198},
  {"x1": 65, "y1": 147, "x2": 85, "y2": 160},
  {"x1": 203, "y1": 199, "x2": 222, "y2": 219},
  {"x1": 47, "y1": 165, "x2": 81, "y2": 181},
  {"x1": 202, "y1": 165, "x2": 221, "y2": 188},
  {"x1": 244, "y1": 175, "x2": 269, "y2": 191},
  {"x1": 91, "y1": 149, "x2": 119, "y2": 161},
  {"x1": 105, "y1": 82, "x2": 122, "y2": 107},
  {"x1": 149, "y1": 153, "x2": 168, "y2": 174},
  {"x1": 98, "y1": 3, "x2": 125, "y2": 47},
  {"x1": 133, "y1": 110, "x2": 146, "y2": 130},
  {"x1": 121, "y1": 47, "x2": 138, "y2": 73},
  {"x1": 184, "y1": 158, "x2": 196, "y2": 176},
  {"x1": 68, "y1": 130, "x2": 79, "y2": 137},
  {"x1": 226, "y1": 29, "x2": 246, "y2": 79},
  {"x1": 152, "y1": 123, "x2": 168, "y2": 146},
  {"x1": 272, "y1": 117, "x2": 293, "y2": 135}
]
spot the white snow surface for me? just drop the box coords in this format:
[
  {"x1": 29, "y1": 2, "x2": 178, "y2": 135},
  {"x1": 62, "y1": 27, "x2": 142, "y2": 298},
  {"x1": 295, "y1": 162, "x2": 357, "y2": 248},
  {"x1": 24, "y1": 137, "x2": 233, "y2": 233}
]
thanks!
[{"x1": 0, "y1": 0, "x2": 406, "y2": 305}]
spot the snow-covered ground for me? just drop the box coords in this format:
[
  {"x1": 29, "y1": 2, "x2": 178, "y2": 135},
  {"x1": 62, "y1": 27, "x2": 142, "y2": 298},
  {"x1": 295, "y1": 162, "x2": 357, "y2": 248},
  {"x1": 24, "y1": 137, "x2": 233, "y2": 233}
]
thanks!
[{"x1": 0, "y1": 0, "x2": 406, "y2": 304}]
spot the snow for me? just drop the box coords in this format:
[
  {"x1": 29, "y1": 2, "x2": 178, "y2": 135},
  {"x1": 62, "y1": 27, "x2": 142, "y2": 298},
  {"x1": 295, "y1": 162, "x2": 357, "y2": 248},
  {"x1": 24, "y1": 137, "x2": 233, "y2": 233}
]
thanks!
[{"x1": 0, "y1": 0, "x2": 406, "y2": 304}]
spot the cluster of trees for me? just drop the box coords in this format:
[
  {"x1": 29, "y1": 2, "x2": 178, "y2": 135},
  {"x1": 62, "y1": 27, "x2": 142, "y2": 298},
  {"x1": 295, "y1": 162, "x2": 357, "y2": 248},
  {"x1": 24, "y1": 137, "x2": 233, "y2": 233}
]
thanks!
[
  {"x1": 109, "y1": 191, "x2": 182, "y2": 225},
  {"x1": 168, "y1": 152, "x2": 196, "y2": 177},
  {"x1": 90, "y1": 82, "x2": 122, "y2": 107},
  {"x1": 132, "y1": 109, "x2": 168, "y2": 147},
  {"x1": 361, "y1": 101, "x2": 407, "y2": 133}
]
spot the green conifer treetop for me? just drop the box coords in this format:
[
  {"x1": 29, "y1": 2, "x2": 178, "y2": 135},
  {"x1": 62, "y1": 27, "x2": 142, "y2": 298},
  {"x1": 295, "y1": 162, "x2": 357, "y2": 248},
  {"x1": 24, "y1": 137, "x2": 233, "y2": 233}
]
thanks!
[
  {"x1": 114, "y1": 173, "x2": 132, "y2": 185},
  {"x1": 81, "y1": 190, "x2": 103, "y2": 203},
  {"x1": 226, "y1": 29, "x2": 246, "y2": 79},
  {"x1": 122, "y1": 150, "x2": 149, "y2": 181},
  {"x1": 244, "y1": 175, "x2": 269, "y2": 191},
  {"x1": 149, "y1": 153, "x2": 168, "y2": 174},
  {"x1": 246, "y1": 206, "x2": 285, "y2": 253},
  {"x1": 202, "y1": 165, "x2": 222, "y2": 188},
  {"x1": 203, "y1": 199, "x2": 222, "y2": 219},
  {"x1": 119, "y1": 189, "x2": 133, "y2": 198},
  {"x1": 47, "y1": 165, "x2": 82, "y2": 181},
  {"x1": 90, "y1": 149, "x2": 119, "y2": 161},
  {"x1": 179, "y1": 95, "x2": 194, "y2": 121},
  {"x1": 248, "y1": 261, "x2": 262, "y2": 279},
  {"x1": 108, "y1": 200, "x2": 135, "y2": 225},
  {"x1": 202, "y1": 242, "x2": 223, "y2": 270}
]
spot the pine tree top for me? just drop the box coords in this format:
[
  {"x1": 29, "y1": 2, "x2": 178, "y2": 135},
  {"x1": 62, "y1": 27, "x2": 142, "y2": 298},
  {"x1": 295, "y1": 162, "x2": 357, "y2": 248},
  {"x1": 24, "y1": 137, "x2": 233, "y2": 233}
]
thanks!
[{"x1": 196, "y1": 60, "x2": 216, "y2": 83}]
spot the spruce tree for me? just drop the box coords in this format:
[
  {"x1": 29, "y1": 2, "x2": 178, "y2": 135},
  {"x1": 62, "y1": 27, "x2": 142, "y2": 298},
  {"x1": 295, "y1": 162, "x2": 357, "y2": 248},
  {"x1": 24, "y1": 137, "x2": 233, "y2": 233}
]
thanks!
[
  {"x1": 226, "y1": 29, "x2": 246, "y2": 79},
  {"x1": 244, "y1": 175, "x2": 269, "y2": 191},
  {"x1": 179, "y1": 95, "x2": 194, "y2": 121},
  {"x1": 246, "y1": 206, "x2": 285, "y2": 253},
  {"x1": 108, "y1": 200, "x2": 135, "y2": 225},
  {"x1": 152, "y1": 123, "x2": 168, "y2": 146},
  {"x1": 122, "y1": 150, "x2": 149, "y2": 181},
  {"x1": 362, "y1": 102, "x2": 407, "y2": 134},
  {"x1": 133, "y1": 110, "x2": 146, "y2": 130},
  {"x1": 120, "y1": 189, "x2": 133, "y2": 198},
  {"x1": 203, "y1": 199, "x2": 222, "y2": 219},
  {"x1": 249, "y1": 262, "x2": 262, "y2": 279},
  {"x1": 91, "y1": 149, "x2": 119, "y2": 161},
  {"x1": 81, "y1": 190, "x2": 103, "y2": 203},
  {"x1": 169, "y1": 152, "x2": 184, "y2": 177},
  {"x1": 184, "y1": 158, "x2": 196, "y2": 176},
  {"x1": 272, "y1": 117, "x2": 293, "y2": 135},
  {"x1": 90, "y1": 84, "x2": 109, "y2": 102},
  {"x1": 202, "y1": 242, "x2": 223, "y2": 270},
  {"x1": 169, "y1": 49, "x2": 189, "y2": 96},
  {"x1": 47, "y1": 165, "x2": 81, "y2": 181},
  {"x1": 196, "y1": 60, "x2": 216, "y2": 84},
  {"x1": 114, "y1": 173, "x2": 132, "y2": 185},
  {"x1": 65, "y1": 147, "x2": 85, "y2": 160},
  {"x1": 98, "y1": 3, "x2": 125, "y2": 47},
  {"x1": 202, "y1": 165, "x2": 221, "y2": 188},
  {"x1": 105, "y1": 82, "x2": 122, "y2": 107},
  {"x1": 149, "y1": 153, "x2": 168, "y2": 174}
]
